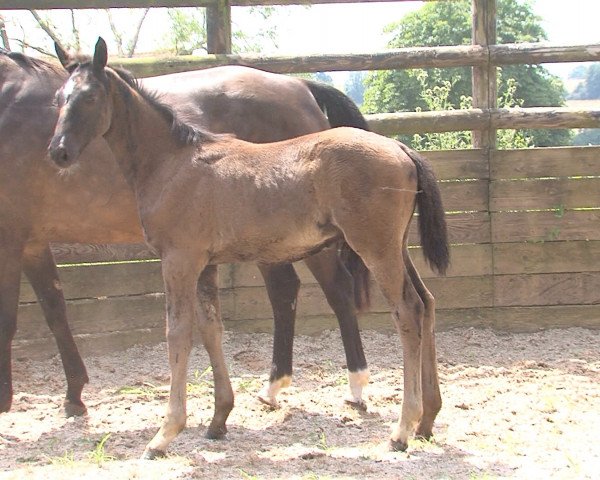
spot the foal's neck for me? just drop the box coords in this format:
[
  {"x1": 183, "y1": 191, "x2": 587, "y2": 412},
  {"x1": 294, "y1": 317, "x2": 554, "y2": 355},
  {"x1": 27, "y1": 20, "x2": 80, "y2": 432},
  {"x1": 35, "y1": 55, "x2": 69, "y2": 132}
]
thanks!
[{"x1": 104, "y1": 73, "x2": 190, "y2": 192}]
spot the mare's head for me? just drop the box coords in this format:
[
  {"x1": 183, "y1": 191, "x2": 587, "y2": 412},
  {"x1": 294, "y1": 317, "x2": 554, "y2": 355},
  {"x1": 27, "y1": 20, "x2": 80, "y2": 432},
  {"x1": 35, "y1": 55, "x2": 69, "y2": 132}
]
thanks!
[{"x1": 48, "y1": 37, "x2": 112, "y2": 169}]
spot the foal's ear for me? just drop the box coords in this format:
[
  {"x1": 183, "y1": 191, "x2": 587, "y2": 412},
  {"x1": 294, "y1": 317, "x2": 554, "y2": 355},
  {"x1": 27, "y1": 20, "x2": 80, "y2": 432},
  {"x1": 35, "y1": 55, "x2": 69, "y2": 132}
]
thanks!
[
  {"x1": 54, "y1": 42, "x2": 70, "y2": 69},
  {"x1": 93, "y1": 37, "x2": 108, "y2": 74}
]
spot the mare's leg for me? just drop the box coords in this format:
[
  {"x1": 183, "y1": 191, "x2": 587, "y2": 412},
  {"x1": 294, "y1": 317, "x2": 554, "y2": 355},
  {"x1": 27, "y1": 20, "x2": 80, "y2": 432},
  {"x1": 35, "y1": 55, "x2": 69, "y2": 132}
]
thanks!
[
  {"x1": 195, "y1": 264, "x2": 234, "y2": 438},
  {"x1": 404, "y1": 251, "x2": 441, "y2": 439},
  {"x1": 143, "y1": 252, "x2": 205, "y2": 459},
  {"x1": 256, "y1": 263, "x2": 300, "y2": 407},
  {"x1": 22, "y1": 244, "x2": 88, "y2": 417},
  {"x1": 303, "y1": 247, "x2": 369, "y2": 408},
  {"x1": 0, "y1": 240, "x2": 23, "y2": 413}
]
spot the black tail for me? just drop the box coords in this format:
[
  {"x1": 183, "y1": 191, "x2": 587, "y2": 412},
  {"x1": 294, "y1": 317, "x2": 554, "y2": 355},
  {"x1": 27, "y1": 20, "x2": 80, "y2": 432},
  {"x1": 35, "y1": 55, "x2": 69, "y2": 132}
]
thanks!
[
  {"x1": 304, "y1": 79, "x2": 372, "y2": 310},
  {"x1": 399, "y1": 144, "x2": 450, "y2": 275},
  {"x1": 303, "y1": 79, "x2": 370, "y2": 130}
]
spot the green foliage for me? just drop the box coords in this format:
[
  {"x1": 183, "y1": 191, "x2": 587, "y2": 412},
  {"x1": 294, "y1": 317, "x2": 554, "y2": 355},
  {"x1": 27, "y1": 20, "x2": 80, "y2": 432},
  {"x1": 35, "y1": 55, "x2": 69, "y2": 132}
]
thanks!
[
  {"x1": 344, "y1": 71, "x2": 367, "y2": 106},
  {"x1": 232, "y1": 7, "x2": 278, "y2": 54},
  {"x1": 167, "y1": 8, "x2": 206, "y2": 55},
  {"x1": 411, "y1": 72, "x2": 533, "y2": 150},
  {"x1": 573, "y1": 128, "x2": 600, "y2": 145},
  {"x1": 166, "y1": 7, "x2": 278, "y2": 55},
  {"x1": 363, "y1": 0, "x2": 571, "y2": 147},
  {"x1": 570, "y1": 63, "x2": 600, "y2": 100},
  {"x1": 314, "y1": 72, "x2": 334, "y2": 85}
]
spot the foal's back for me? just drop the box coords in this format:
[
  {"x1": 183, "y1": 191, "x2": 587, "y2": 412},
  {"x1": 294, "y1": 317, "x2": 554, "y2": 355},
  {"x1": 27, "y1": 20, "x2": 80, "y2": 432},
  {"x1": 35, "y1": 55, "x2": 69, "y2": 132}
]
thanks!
[{"x1": 143, "y1": 127, "x2": 416, "y2": 265}]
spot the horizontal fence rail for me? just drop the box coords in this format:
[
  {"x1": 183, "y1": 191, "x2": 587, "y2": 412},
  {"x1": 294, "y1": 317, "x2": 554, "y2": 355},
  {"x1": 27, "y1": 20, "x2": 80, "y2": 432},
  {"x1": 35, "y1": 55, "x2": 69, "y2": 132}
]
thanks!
[
  {"x1": 368, "y1": 107, "x2": 600, "y2": 135},
  {"x1": 109, "y1": 43, "x2": 600, "y2": 76},
  {"x1": 0, "y1": 0, "x2": 418, "y2": 9}
]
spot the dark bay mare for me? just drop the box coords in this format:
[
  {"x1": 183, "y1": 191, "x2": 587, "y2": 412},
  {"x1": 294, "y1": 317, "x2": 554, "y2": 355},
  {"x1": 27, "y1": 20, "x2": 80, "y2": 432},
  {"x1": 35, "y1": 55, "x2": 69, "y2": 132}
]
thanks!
[
  {"x1": 0, "y1": 47, "x2": 372, "y2": 418},
  {"x1": 49, "y1": 38, "x2": 449, "y2": 458}
]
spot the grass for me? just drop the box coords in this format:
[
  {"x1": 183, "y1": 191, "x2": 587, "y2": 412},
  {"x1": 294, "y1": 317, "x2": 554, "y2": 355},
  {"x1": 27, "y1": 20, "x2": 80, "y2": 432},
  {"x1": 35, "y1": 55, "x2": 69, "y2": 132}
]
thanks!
[{"x1": 87, "y1": 433, "x2": 115, "y2": 465}]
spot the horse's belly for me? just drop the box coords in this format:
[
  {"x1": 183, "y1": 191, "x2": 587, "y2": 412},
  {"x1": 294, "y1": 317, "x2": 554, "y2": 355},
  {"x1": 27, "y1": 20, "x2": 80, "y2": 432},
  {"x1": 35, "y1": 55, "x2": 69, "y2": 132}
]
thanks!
[{"x1": 211, "y1": 222, "x2": 340, "y2": 265}]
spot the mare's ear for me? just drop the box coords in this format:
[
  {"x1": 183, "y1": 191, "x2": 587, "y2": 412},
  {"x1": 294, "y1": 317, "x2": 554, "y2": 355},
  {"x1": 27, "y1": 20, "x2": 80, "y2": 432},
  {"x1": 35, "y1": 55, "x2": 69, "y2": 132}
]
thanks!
[
  {"x1": 93, "y1": 37, "x2": 108, "y2": 74},
  {"x1": 54, "y1": 42, "x2": 70, "y2": 69}
]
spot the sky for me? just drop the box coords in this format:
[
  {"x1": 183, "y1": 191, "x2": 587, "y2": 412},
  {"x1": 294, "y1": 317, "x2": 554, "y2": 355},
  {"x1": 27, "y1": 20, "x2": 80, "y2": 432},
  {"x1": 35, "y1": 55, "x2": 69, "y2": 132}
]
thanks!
[{"x1": 2, "y1": 0, "x2": 599, "y2": 83}]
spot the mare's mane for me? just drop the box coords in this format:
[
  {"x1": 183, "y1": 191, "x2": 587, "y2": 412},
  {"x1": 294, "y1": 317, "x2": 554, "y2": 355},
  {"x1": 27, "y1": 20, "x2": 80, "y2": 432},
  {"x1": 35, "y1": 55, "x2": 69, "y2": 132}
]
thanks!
[{"x1": 0, "y1": 49, "x2": 65, "y2": 77}]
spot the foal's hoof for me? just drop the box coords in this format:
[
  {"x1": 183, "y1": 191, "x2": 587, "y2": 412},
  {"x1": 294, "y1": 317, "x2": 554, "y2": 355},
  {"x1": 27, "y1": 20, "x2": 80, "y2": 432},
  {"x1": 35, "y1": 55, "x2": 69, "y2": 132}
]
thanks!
[
  {"x1": 388, "y1": 438, "x2": 408, "y2": 452},
  {"x1": 64, "y1": 400, "x2": 87, "y2": 418},
  {"x1": 344, "y1": 397, "x2": 368, "y2": 412},
  {"x1": 206, "y1": 424, "x2": 227, "y2": 440},
  {"x1": 415, "y1": 427, "x2": 433, "y2": 441},
  {"x1": 141, "y1": 448, "x2": 166, "y2": 460},
  {"x1": 257, "y1": 393, "x2": 279, "y2": 409}
]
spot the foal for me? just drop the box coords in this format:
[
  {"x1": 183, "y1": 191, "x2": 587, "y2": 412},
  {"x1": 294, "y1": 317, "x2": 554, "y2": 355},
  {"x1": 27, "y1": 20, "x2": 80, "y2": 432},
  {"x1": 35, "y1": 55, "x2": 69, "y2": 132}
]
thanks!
[{"x1": 49, "y1": 38, "x2": 449, "y2": 458}]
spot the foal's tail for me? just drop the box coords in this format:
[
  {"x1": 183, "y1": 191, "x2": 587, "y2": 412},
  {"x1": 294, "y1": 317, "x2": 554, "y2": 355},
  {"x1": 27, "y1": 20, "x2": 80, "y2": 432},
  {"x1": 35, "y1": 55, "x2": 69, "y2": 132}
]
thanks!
[
  {"x1": 400, "y1": 144, "x2": 450, "y2": 276},
  {"x1": 304, "y1": 79, "x2": 372, "y2": 311}
]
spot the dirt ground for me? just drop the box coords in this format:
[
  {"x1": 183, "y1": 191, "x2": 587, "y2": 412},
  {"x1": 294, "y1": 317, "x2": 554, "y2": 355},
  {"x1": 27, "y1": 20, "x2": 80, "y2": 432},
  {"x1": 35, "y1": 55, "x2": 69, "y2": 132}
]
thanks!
[{"x1": 1, "y1": 326, "x2": 599, "y2": 479}]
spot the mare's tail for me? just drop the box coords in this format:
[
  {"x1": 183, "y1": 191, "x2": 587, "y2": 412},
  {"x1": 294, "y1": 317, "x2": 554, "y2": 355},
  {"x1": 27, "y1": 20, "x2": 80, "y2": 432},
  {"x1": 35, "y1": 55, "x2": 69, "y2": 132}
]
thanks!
[
  {"x1": 399, "y1": 144, "x2": 450, "y2": 275},
  {"x1": 302, "y1": 79, "x2": 369, "y2": 130},
  {"x1": 304, "y1": 79, "x2": 372, "y2": 311}
]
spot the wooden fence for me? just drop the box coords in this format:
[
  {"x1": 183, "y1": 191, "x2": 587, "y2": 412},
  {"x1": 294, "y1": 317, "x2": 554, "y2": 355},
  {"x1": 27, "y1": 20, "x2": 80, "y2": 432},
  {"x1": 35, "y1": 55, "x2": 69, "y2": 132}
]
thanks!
[{"x1": 3, "y1": 0, "x2": 599, "y2": 358}]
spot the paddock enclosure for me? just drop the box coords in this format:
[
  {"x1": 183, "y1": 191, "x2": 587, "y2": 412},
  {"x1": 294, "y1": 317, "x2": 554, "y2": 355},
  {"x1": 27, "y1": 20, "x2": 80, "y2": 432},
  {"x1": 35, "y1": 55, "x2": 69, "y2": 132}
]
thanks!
[{"x1": 2, "y1": 0, "x2": 600, "y2": 359}]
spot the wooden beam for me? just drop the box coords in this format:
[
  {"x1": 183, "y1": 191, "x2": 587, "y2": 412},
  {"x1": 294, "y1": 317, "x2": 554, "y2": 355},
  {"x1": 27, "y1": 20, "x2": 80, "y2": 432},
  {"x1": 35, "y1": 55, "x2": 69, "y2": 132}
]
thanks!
[
  {"x1": 0, "y1": 0, "x2": 432, "y2": 10},
  {"x1": 471, "y1": 0, "x2": 497, "y2": 150},
  {"x1": 206, "y1": 0, "x2": 231, "y2": 54},
  {"x1": 366, "y1": 107, "x2": 600, "y2": 135}
]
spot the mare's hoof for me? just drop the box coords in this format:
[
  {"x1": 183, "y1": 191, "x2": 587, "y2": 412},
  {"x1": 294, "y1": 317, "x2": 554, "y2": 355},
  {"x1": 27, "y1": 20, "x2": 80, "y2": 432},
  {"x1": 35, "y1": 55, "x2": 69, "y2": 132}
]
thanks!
[
  {"x1": 0, "y1": 391, "x2": 13, "y2": 413},
  {"x1": 257, "y1": 394, "x2": 279, "y2": 409},
  {"x1": 64, "y1": 400, "x2": 87, "y2": 418},
  {"x1": 344, "y1": 397, "x2": 368, "y2": 412},
  {"x1": 388, "y1": 438, "x2": 408, "y2": 452},
  {"x1": 141, "y1": 448, "x2": 166, "y2": 460},
  {"x1": 206, "y1": 424, "x2": 227, "y2": 440}
]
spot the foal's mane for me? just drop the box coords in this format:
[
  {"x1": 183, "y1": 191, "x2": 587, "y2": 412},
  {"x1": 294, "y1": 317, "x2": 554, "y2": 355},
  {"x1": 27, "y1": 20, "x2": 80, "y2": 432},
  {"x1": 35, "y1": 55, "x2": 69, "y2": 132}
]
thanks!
[{"x1": 108, "y1": 65, "x2": 222, "y2": 147}]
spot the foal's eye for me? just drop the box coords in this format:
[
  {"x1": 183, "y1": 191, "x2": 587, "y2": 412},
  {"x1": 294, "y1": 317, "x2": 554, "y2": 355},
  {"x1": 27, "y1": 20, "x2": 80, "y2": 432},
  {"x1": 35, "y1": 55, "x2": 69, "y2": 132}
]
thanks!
[{"x1": 83, "y1": 92, "x2": 97, "y2": 104}]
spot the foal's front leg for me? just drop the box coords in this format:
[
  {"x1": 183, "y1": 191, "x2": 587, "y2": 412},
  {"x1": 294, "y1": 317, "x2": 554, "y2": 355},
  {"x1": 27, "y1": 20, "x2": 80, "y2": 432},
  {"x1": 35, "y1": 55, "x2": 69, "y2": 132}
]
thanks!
[
  {"x1": 196, "y1": 265, "x2": 234, "y2": 438},
  {"x1": 143, "y1": 253, "x2": 205, "y2": 459}
]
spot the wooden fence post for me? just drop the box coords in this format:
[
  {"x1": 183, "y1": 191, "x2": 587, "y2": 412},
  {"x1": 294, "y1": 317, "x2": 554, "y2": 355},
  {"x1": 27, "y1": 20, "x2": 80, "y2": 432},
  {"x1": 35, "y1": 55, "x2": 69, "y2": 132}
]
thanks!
[
  {"x1": 206, "y1": 0, "x2": 231, "y2": 54},
  {"x1": 472, "y1": 0, "x2": 497, "y2": 150}
]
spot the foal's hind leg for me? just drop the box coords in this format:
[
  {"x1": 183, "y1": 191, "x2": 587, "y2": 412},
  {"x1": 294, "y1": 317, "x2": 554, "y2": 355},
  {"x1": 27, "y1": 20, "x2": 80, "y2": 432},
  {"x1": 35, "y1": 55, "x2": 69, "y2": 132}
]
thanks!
[
  {"x1": 404, "y1": 251, "x2": 441, "y2": 439},
  {"x1": 256, "y1": 263, "x2": 300, "y2": 407},
  {"x1": 304, "y1": 247, "x2": 369, "y2": 408},
  {"x1": 344, "y1": 234, "x2": 424, "y2": 451},
  {"x1": 22, "y1": 244, "x2": 89, "y2": 417},
  {"x1": 372, "y1": 252, "x2": 424, "y2": 451}
]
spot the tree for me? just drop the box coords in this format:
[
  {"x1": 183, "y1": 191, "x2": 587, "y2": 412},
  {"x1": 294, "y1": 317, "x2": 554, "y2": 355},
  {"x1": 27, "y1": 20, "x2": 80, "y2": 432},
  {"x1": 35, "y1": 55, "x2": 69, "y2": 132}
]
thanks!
[
  {"x1": 166, "y1": 6, "x2": 279, "y2": 55},
  {"x1": 314, "y1": 71, "x2": 334, "y2": 85},
  {"x1": 167, "y1": 8, "x2": 207, "y2": 55},
  {"x1": 363, "y1": 0, "x2": 571, "y2": 147},
  {"x1": 570, "y1": 63, "x2": 600, "y2": 100},
  {"x1": 344, "y1": 71, "x2": 367, "y2": 107}
]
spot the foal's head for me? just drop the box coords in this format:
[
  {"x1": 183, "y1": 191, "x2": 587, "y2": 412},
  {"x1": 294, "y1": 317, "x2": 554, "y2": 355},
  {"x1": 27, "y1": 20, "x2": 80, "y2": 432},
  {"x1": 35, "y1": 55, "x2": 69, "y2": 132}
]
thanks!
[{"x1": 48, "y1": 37, "x2": 112, "y2": 168}]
